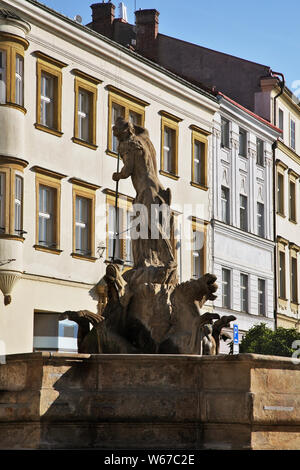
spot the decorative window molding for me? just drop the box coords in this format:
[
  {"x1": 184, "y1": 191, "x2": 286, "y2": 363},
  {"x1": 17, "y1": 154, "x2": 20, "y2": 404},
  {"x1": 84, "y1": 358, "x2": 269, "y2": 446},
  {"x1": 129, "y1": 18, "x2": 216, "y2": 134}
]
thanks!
[
  {"x1": 106, "y1": 85, "x2": 149, "y2": 156},
  {"x1": 72, "y1": 69, "x2": 102, "y2": 150},
  {"x1": 0, "y1": 156, "x2": 28, "y2": 239},
  {"x1": 33, "y1": 166, "x2": 66, "y2": 254},
  {"x1": 159, "y1": 111, "x2": 182, "y2": 179},
  {"x1": 70, "y1": 178, "x2": 100, "y2": 262},
  {"x1": 0, "y1": 32, "x2": 29, "y2": 112},
  {"x1": 190, "y1": 125, "x2": 208, "y2": 190},
  {"x1": 191, "y1": 217, "x2": 208, "y2": 280},
  {"x1": 34, "y1": 51, "x2": 67, "y2": 137}
]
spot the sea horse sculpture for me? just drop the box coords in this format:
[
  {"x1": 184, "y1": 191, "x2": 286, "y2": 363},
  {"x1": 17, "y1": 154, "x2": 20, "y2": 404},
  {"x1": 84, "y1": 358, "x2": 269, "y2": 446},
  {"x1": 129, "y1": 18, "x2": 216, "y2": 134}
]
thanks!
[{"x1": 63, "y1": 118, "x2": 235, "y2": 354}]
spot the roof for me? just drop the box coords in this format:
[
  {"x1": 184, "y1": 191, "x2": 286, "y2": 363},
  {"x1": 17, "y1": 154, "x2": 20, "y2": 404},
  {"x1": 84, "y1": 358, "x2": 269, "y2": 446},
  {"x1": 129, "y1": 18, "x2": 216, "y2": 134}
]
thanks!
[
  {"x1": 20, "y1": 0, "x2": 218, "y2": 104},
  {"x1": 219, "y1": 92, "x2": 282, "y2": 134}
]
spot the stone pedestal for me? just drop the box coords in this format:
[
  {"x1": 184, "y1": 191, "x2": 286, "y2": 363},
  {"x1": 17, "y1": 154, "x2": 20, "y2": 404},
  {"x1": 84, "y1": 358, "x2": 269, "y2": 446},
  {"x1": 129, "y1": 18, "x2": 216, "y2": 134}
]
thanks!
[{"x1": 0, "y1": 352, "x2": 299, "y2": 450}]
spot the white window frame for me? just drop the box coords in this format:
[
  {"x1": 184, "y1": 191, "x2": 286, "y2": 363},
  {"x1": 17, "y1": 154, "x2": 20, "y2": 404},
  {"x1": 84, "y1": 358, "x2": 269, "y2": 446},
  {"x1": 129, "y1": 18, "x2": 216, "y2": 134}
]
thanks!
[
  {"x1": 78, "y1": 89, "x2": 90, "y2": 142},
  {"x1": 256, "y1": 138, "x2": 264, "y2": 166},
  {"x1": 221, "y1": 117, "x2": 230, "y2": 148},
  {"x1": 222, "y1": 268, "x2": 231, "y2": 309},
  {"x1": 257, "y1": 202, "x2": 265, "y2": 237},
  {"x1": 258, "y1": 278, "x2": 266, "y2": 316},
  {"x1": 240, "y1": 273, "x2": 249, "y2": 312},
  {"x1": 290, "y1": 119, "x2": 296, "y2": 150},
  {"x1": 75, "y1": 195, "x2": 90, "y2": 256},
  {"x1": 38, "y1": 185, "x2": 55, "y2": 247},
  {"x1": 221, "y1": 186, "x2": 230, "y2": 224},
  {"x1": 163, "y1": 126, "x2": 175, "y2": 173},
  {"x1": 239, "y1": 128, "x2": 247, "y2": 157},
  {"x1": 14, "y1": 174, "x2": 23, "y2": 235},
  {"x1": 15, "y1": 54, "x2": 24, "y2": 107},
  {"x1": 40, "y1": 73, "x2": 54, "y2": 128},
  {"x1": 240, "y1": 194, "x2": 248, "y2": 231}
]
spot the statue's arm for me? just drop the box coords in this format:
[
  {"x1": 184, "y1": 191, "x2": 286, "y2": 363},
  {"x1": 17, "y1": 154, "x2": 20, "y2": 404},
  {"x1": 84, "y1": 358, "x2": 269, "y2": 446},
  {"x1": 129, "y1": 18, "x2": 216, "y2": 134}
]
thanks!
[{"x1": 113, "y1": 151, "x2": 134, "y2": 181}]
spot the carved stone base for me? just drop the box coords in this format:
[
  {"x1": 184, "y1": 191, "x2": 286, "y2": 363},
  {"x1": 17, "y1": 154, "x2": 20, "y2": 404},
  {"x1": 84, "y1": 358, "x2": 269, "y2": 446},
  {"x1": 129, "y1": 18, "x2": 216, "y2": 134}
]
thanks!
[{"x1": 1, "y1": 352, "x2": 300, "y2": 450}]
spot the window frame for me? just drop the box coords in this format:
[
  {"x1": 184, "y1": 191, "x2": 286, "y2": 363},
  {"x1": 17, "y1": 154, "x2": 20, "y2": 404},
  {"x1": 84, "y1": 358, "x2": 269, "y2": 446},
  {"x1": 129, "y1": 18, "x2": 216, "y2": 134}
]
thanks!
[
  {"x1": 33, "y1": 166, "x2": 66, "y2": 254},
  {"x1": 278, "y1": 108, "x2": 284, "y2": 138},
  {"x1": 70, "y1": 178, "x2": 100, "y2": 262},
  {"x1": 257, "y1": 201, "x2": 265, "y2": 237},
  {"x1": 256, "y1": 137, "x2": 264, "y2": 167},
  {"x1": 0, "y1": 156, "x2": 27, "y2": 239},
  {"x1": 159, "y1": 111, "x2": 182, "y2": 180},
  {"x1": 191, "y1": 217, "x2": 207, "y2": 280},
  {"x1": 258, "y1": 278, "x2": 266, "y2": 316},
  {"x1": 107, "y1": 85, "x2": 149, "y2": 156},
  {"x1": 0, "y1": 34, "x2": 28, "y2": 112},
  {"x1": 190, "y1": 125, "x2": 209, "y2": 190},
  {"x1": 239, "y1": 194, "x2": 248, "y2": 231},
  {"x1": 290, "y1": 118, "x2": 296, "y2": 151},
  {"x1": 72, "y1": 69, "x2": 101, "y2": 150},
  {"x1": 288, "y1": 170, "x2": 298, "y2": 223},
  {"x1": 106, "y1": 191, "x2": 134, "y2": 266},
  {"x1": 277, "y1": 239, "x2": 287, "y2": 300},
  {"x1": 238, "y1": 127, "x2": 247, "y2": 157},
  {"x1": 221, "y1": 185, "x2": 230, "y2": 224},
  {"x1": 222, "y1": 267, "x2": 231, "y2": 309},
  {"x1": 221, "y1": 117, "x2": 230, "y2": 149},
  {"x1": 276, "y1": 161, "x2": 287, "y2": 217},
  {"x1": 34, "y1": 51, "x2": 67, "y2": 137},
  {"x1": 240, "y1": 273, "x2": 249, "y2": 313}
]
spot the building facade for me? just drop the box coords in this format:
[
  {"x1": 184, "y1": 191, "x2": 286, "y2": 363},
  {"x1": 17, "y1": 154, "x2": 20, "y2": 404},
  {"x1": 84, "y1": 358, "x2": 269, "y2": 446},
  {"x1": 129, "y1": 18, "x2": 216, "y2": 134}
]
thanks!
[
  {"x1": 212, "y1": 95, "x2": 281, "y2": 348},
  {"x1": 0, "y1": 0, "x2": 219, "y2": 355}
]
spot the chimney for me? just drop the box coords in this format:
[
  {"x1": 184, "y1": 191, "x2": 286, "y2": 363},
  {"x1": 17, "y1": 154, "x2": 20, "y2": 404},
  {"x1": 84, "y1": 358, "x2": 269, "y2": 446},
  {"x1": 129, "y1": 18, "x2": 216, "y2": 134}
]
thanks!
[
  {"x1": 90, "y1": 2, "x2": 116, "y2": 39},
  {"x1": 135, "y1": 9, "x2": 159, "y2": 62}
]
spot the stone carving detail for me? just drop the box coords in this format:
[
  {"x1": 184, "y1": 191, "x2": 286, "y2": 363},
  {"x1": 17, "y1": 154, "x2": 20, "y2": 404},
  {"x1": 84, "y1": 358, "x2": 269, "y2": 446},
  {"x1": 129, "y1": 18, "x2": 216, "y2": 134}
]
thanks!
[{"x1": 64, "y1": 118, "x2": 235, "y2": 354}]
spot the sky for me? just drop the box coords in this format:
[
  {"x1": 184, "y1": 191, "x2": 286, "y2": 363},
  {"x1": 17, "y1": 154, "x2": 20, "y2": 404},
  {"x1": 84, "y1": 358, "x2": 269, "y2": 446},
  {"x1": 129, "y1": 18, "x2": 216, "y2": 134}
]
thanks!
[{"x1": 37, "y1": 0, "x2": 300, "y2": 96}]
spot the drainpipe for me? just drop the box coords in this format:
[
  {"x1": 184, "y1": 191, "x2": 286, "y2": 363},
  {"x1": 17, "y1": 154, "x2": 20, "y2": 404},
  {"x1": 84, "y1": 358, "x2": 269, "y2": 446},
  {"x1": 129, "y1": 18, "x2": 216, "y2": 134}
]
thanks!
[
  {"x1": 271, "y1": 71, "x2": 285, "y2": 126},
  {"x1": 272, "y1": 140, "x2": 278, "y2": 330}
]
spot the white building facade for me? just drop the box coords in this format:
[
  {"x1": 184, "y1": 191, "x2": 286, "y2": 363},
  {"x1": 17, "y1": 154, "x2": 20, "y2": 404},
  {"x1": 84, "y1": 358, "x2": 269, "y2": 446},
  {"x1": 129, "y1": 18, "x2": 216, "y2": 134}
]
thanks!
[
  {"x1": 0, "y1": 0, "x2": 219, "y2": 354},
  {"x1": 211, "y1": 94, "x2": 281, "y2": 344}
]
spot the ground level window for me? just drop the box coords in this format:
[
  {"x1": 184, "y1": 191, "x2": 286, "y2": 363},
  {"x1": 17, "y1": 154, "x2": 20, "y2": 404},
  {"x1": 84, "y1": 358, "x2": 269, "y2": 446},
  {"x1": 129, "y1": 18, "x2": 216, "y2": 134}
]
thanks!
[{"x1": 33, "y1": 312, "x2": 78, "y2": 353}]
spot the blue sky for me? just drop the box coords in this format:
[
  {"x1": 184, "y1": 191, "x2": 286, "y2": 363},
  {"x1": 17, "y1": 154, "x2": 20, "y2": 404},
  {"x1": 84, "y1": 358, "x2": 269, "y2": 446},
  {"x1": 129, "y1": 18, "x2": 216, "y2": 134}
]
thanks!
[{"x1": 39, "y1": 0, "x2": 300, "y2": 95}]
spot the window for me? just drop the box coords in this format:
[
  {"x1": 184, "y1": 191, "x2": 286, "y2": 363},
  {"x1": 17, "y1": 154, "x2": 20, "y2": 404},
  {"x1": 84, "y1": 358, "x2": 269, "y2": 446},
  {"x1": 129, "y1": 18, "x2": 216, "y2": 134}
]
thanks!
[
  {"x1": 0, "y1": 172, "x2": 5, "y2": 233},
  {"x1": 33, "y1": 312, "x2": 78, "y2": 353},
  {"x1": 0, "y1": 49, "x2": 6, "y2": 104},
  {"x1": 291, "y1": 256, "x2": 298, "y2": 304},
  {"x1": 14, "y1": 175, "x2": 23, "y2": 235},
  {"x1": 107, "y1": 85, "x2": 148, "y2": 155},
  {"x1": 222, "y1": 268, "x2": 231, "y2": 309},
  {"x1": 240, "y1": 273, "x2": 248, "y2": 312},
  {"x1": 15, "y1": 54, "x2": 24, "y2": 107},
  {"x1": 240, "y1": 194, "x2": 248, "y2": 231},
  {"x1": 35, "y1": 51, "x2": 67, "y2": 136},
  {"x1": 191, "y1": 126, "x2": 208, "y2": 188},
  {"x1": 0, "y1": 157, "x2": 27, "y2": 237},
  {"x1": 40, "y1": 73, "x2": 55, "y2": 128},
  {"x1": 278, "y1": 109, "x2": 284, "y2": 137},
  {"x1": 279, "y1": 250, "x2": 286, "y2": 299},
  {"x1": 72, "y1": 69, "x2": 101, "y2": 150},
  {"x1": 257, "y1": 202, "x2": 265, "y2": 237},
  {"x1": 277, "y1": 171, "x2": 285, "y2": 215},
  {"x1": 221, "y1": 117, "x2": 230, "y2": 148},
  {"x1": 258, "y1": 279, "x2": 266, "y2": 316},
  {"x1": 191, "y1": 219, "x2": 206, "y2": 279},
  {"x1": 106, "y1": 192, "x2": 133, "y2": 264},
  {"x1": 160, "y1": 111, "x2": 181, "y2": 178},
  {"x1": 256, "y1": 138, "x2": 264, "y2": 166},
  {"x1": 71, "y1": 178, "x2": 99, "y2": 261},
  {"x1": 34, "y1": 166, "x2": 65, "y2": 254},
  {"x1": 289, "y1": 179, "x2": 296, "y2": 222},
  {"x1": 290, "y1": 119, "x2": 296, "y2": 150},
  {"x1": 38, "y1": 185, "x2": 56, "y2": 248},
  {"x1": 0, "y1": 35, "x2": 28, "y2": 109},
  {"x1": 239, "y1": 128, "x2": 247, "y2": 157},
  {"x1": 221, "y1": 186, "x2": 230, "y2": 224}
]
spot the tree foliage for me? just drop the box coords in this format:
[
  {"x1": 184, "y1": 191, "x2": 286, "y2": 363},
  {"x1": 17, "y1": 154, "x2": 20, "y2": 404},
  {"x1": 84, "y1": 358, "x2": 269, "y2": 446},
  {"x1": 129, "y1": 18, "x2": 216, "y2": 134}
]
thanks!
[{"x1": 230, "y1": 323, "x2": 300, "y2": 358}]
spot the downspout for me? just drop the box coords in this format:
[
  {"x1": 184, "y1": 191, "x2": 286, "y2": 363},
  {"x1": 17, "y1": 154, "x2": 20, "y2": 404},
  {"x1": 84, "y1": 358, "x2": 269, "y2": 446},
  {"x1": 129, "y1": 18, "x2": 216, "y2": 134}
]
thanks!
[
  {"x1": 272, "y1": 140, "x2": 278, "y2": 330},
  {"x1": 271, "y1": 71, "x2": 285, "y2": 126}
]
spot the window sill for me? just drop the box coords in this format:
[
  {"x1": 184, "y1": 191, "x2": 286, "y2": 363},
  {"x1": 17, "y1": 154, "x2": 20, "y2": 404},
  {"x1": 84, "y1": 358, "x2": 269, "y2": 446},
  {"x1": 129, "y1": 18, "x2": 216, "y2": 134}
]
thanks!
[
  {"x1": 71, "y1": 252, "x2": 97, "y2": 262},
  {"x1": 256, "y1": 163, "x2": 265, "y2": 169},
  {"x1": 106, "y1": 149, "x2": 119, "y2": 159},
  {"x1": 34, "y1": 123, "x2": 63, "y2": 138},
  {"x1": 289, "y1": 218, "x2": 298, "y2": 225},
  {"x1": 34, "y1": 244, "x2": 62, "y2": 255},
  {"x1": 72, "y1": 137, "x2": 98, "y2": 151},
  {"x1": 190, "y1": 181, "x2": 208, "y2": 191},
  {"x1": 159, "y1": 170, "x2": 179, "y2": 181},
  {"x1": 0, "y1": 103, "x2": 27, "y2": 114},
  {"x1": 0, "y1": 233, "x2": 25, "y2": 242},
  {"x1": 276, "y1": 211, "x2": 286, "y2": 218}
]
